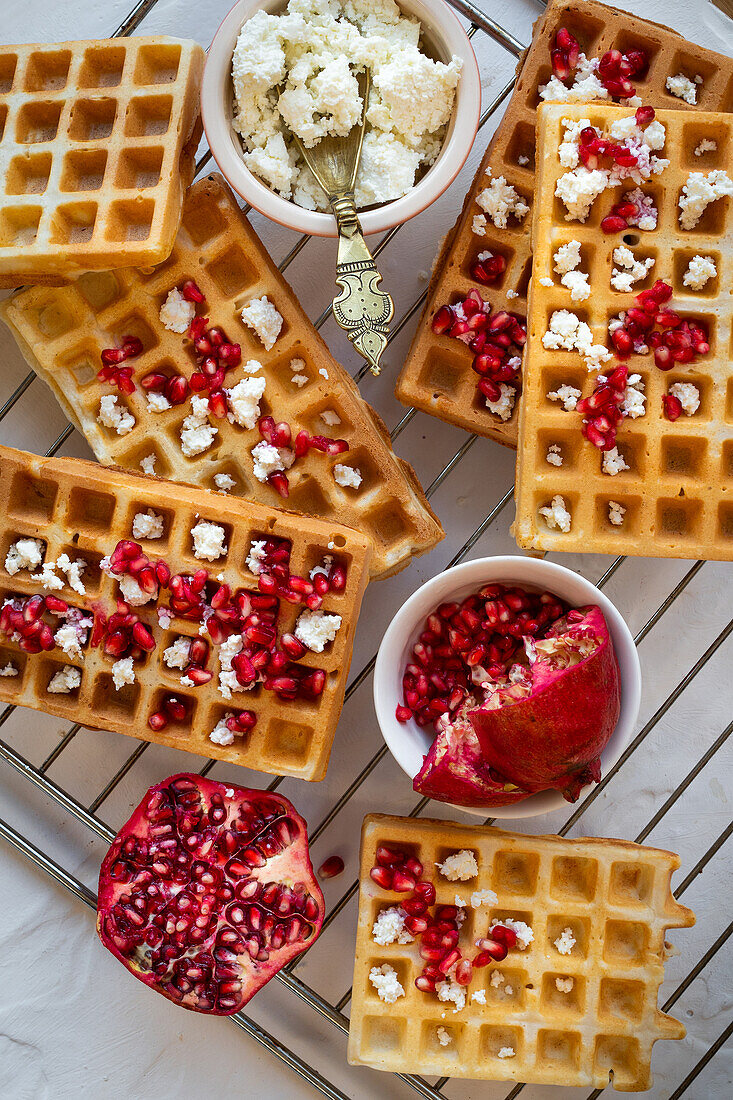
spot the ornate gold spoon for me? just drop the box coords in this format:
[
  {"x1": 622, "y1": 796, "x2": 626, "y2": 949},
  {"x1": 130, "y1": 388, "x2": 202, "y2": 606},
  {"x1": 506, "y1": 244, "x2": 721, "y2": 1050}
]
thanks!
[{"x1": 283, "y1": 70, "x2": 394, "y2": 375}]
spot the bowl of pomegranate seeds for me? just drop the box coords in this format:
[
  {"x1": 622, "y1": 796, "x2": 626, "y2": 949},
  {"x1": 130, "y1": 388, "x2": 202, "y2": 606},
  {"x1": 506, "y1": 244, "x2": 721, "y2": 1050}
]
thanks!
[{"x1": 374, "y1": 556, "x2": 641, "y2": 819}]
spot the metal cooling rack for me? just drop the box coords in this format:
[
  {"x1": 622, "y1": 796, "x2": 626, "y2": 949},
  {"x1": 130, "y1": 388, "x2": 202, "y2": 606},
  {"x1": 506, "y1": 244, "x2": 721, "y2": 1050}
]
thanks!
[{"x1": 0, "y1": 0, "x2": 731, "y2": 1097}]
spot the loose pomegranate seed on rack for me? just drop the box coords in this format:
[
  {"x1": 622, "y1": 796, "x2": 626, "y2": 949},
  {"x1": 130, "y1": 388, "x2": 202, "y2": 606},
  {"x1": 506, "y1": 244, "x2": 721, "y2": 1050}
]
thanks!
[{"x1": 318, "y1": 855, "x2": 345, "y2": 879}]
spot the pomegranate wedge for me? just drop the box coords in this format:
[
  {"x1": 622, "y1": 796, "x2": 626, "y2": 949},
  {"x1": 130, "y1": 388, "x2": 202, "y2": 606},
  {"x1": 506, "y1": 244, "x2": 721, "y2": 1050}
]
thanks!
[{"x1": 97, "y1": 774, "x2": 324, "y2": 1014}]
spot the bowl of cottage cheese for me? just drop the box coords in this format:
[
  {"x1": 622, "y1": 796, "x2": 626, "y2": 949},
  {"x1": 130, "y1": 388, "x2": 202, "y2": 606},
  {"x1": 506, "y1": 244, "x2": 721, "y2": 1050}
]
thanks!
[{"x1": 202, "y1": 0, "x2": 481, "y2": 235}]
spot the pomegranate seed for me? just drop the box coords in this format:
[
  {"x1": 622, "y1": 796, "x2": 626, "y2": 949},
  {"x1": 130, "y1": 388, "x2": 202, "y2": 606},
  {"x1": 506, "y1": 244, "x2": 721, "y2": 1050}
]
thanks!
[
  {"x1": 489, "y1": 924, "x2": 518, "y2": 949},
  {"x1": 455, "y1": 958, "x2": 473, "y2": 985},
  {"x1": 165, "y1": 375, "x2": 189, "y2": 405},
  {"x1": 392, "y1": 869, "x2": 416, "y2": 893},
  {"x1": 181, "y1": 279, "x2": 204, "y2": 303},
  {"x1": 141, "y1": 371, "x2": 168, "y2": 392},
  {"x1": 163, "y1": 695, "x2": 187, "y2": 722},
  {"x1": 635, "y1": 105, "x2": 655, "y2": 126},
  {"x1": 148, "y1": 712, "x2": 167, "y2": 731},
  {"x1": 413, "y1": 881, "x2": 436, "y2": 905},
  {"x1": 474, "y1": 937, "x2": 508, "y2": 961},
  {"x1": 662, "y1": 394, "x2": 683, "y2": 421},
  {"x1": 601, "y1": 214, "x2": 628, "y2": 234},
  {"x1": 317, "y1": 855, "x2": 344, "y2": 879},
  {"x1": 369, "y1": 865, "x2": 393, "y2": 889},
  {"x1": 404, "y1": 914, "x2": 429, "y2": 935}
]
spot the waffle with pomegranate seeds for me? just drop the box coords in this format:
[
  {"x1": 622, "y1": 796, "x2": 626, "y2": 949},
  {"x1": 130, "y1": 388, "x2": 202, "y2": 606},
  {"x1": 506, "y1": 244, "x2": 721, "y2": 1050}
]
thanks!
[
  {"x1": 0, "y1": 175, "x2": 443, "y2": 581},
  {"x1": 348, "y1": 814, "x2": 694, "y2": 1090},
  {"x1": 514, "y1": 102, "x2": 733, "y2": 560},
  {"x1": 0, "y1": 37, "x2": 204, "y2": 286},
  {"x1": 0, "y1": 444, "x2": 371, "y2": 781},
  {"x1": 394, "y1": 0, "x2": 733, "y2": 447}
]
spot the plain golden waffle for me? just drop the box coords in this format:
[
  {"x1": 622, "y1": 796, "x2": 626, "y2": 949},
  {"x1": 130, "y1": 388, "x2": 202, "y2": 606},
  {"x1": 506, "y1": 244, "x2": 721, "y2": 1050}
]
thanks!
[
  {"x1": 348, "y1": 813, "x2": 694, "y2": 1090},
  {"x1": 514, "y1": 102, "x2": 733, "y2": 559},
  {"x1": 0, "y1": 444, "x2": 371, "y2": 781},
  {"x1": 0, "y1": 36, "x2": 203, "y2": 286},
  {"x1": 1, "y1": 175, "x2": 443, "y2": 581},
  {"x1": 395, "y1": 0, "x2": 733, "y2": 447}
]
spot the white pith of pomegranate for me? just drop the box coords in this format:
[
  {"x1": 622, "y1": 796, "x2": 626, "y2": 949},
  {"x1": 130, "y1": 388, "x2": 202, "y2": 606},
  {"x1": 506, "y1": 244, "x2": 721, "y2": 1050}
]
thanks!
[
  {"x1": 97, "y1": 774, "x2": 324, "y2": 1014},
  {"x1": 470, "y1": 606, "x2": 620, "y2": 803}
]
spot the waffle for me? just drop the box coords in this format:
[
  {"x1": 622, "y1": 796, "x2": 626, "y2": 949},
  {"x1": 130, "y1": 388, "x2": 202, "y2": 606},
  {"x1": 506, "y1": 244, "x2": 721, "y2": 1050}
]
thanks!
[
  {"x1": 514, "y1": 103, "x2": 733, "y2": 559},
  {"x1": 0, "y1": 36, "x2": 204, "y2": 286},
  {"x1": 395, "y1": 0, "x2": 733, "y2": 447},
  {"x1": 0, "y1": 443, "x2": 372, "y2": 781},
  {"x1": 1, "y1": 175, "x2": 443, "y2": 581},
  {"x1": 348, "y1": 813, "x2": 694, "y2": 1090}
]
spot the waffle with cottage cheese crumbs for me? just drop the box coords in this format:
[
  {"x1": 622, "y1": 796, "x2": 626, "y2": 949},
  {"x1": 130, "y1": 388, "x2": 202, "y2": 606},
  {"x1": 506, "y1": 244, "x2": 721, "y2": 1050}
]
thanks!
[
  {"x1": 348, "y1": 813, "x2": 694, "y2": 1090},
  {"x1": 0, "y1": 444, "x2": 371, "y2": 781},
  {"x1": 394, "y1": 0, "x2": 733, "y2": 447},
  {"x1": 0, "y1": 37, "x2": 203, "y2": 286},
  {"x1": 514, "y1": 102, "x2": 733, "y2": 559},
  {"x1": 1, "y1": 175, "x2": 443, "y2": 581}
]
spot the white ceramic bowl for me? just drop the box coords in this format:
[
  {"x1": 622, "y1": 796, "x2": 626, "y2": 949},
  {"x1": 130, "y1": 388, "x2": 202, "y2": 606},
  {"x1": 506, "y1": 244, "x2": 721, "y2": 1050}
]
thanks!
[
  {"x1": 374, "y1": 556, "x2": 642, "y2": 820},
  {"x1": 202, "y1": 0, "x2": 481, "y2": 236}
]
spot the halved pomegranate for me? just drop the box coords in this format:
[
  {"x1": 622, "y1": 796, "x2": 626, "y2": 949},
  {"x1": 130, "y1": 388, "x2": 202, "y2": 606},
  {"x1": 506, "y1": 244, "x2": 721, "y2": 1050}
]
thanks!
[
  {"x1": 469, "y1": 607, "x2": 620, "y2": 802},
  {"x1": 97, "y1": 774, "x2": 324, "y2": 1014}
]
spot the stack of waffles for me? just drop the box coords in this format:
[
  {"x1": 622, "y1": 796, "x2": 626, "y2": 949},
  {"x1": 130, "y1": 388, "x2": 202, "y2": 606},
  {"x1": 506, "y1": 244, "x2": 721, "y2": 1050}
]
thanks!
[
  {"x1": 0, "y1": 445, "x2": 372, "y2": 781},
  {"x1": 1, "y1": 175, "x2": 443, "y2": 581},
  {"x1": 514, "y1": 103, "x2": 733, "y2": 559},
  {"x1": 349, "y1": 814, "x2": 695, "y2": 1090},
  {"x1": 395, "y1": 0, "x2": 733, "y2": 449},
  {"x1": 0, "y1": 37, "x2": 204, "y2": 285}
]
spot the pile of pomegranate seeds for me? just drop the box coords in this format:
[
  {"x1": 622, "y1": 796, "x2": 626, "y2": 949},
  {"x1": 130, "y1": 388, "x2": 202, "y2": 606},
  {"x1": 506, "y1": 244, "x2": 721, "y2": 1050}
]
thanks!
[
  {"x1": 250, "y1": 535, "x2": 340, "y2": 611},
  {"x1": 369, "y1": 845, "x2": 519, "y2": 996},
  {"x1": 149, "y1": 693, "x2": 190, "y2": 731},
  {"x1": 549, "y1": 28, "x2": 648, "y2": 99},
  {"x1": 577, "y1": 364, "x2": 628, "y2": 450},
  {"x1": 662, "y1": 394, "x2": 683, "y2": 421},
  {"x1": 0, "y1": 594, "x2": 63, "y2": 653},
  {"x1": 431, "y1": 289, "x2": 526, "y2": 407},
  {"x1": 610, "y1": 280, "x2": 710, "y2": 370},
  {"x1": 576, "y1": 122, "x2": 641, "y2": 172},
  {"x1": 397, "y1": 584, "x2": 567, "y2": 728},
  {"x1": 255, "y1": 416, "x2": 349, "y2": 499},
  {"x1": 97, "y1": 335, "x2": 143, "y2": 393},
  {"x1": 470, "y1": 252, "x2": 507, "y2": 287},
  {"x1": 92, "y1": 598, "x2": 156, "y2": 659},
  {"x1": 97, "y1": 774, "x2": 324, "y2": 1014},
  {"x1": 550, "y1": 26, "x2": 580, "y2": 81}
]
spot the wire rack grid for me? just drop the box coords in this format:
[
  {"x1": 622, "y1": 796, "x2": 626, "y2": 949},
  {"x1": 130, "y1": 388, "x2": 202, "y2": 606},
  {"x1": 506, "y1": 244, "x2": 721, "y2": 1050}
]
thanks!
[{"x1": 0, "y1": 1, "x2": 731, "y2": 1097}]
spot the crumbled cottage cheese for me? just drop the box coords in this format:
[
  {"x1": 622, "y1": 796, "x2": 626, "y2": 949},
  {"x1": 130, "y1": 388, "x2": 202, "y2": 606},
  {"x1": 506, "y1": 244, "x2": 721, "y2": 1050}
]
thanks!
[
  {"x1": 191, "y1": 520, "x2": 228, "y2": 562},
  {"x1": 111, "y1": 657, "x2": 135, "y2": 691},
  {"x1": 132, "y1": 509, "x2": 165, "y2": 540},
  {"x1": 218, "y1": 634, "x2": 247, "y2": 700},
  {"x1": 295, "y1": 609, "x2": 341, "y2": 652},
  {"x1": 679, "y1": 170, "x2": 733, "y2": 230},
  {"x1": 547, "y1": 384, "x2": 581, "y2": 411},
  {"x1": 209, "y1": 714, "x2": 235, "y2": 747},
  {"x1": 552, "y1": 239, "x2": 590, "y2": 300},
  {"x1": 251, "y1": 440, "x2": 295, "y2": 483},
  {"x1": 436, "y1": 849, "x2": 478, "y2": 881},
  {"x1": 372, "y1": 906, "x2": 413, "y2": 946},
  {"x1": 291, "y1": 371, "x2": 309, "y2": 387},
  {"x1": 608, "y1": 500, "x2": 626, "y2": 526},
  {"x1": 231, "y1": 0, "x2": 461, "y2": 210},
  {"x1": 485, "y1": 382, "x2": 516, "y2": 421},
  {"x1": 683, "y1": 254, "x2": 717, "y2": 290},
  {"x1": 666, "y1": 72, "x2": 699, "y2": 105},
  {"x1": 30, "y1": 562, "x2": 64, "y2": 591},
  {"x1": 246, "y1": 539, "x2": 268, "y2": 575},
  {"x1": 669, "y1": 382, "x2": 700, "y2": 416},
  {"x1": 497, "y1": 1047, "x2": 516, "y2": 1059},
  {"x1": 0, "y1": 663, "x2": 18, "y2": 677},
  {"x1": 539, "y1": 277, "x2": 554, "y2": 288},
  {"x1": 539, "y1": 495, "x2": 571, "y2": 533},
  {"x1": 5, "y1": 537, "x2": 44, "y2": 576},
  {"x1": 226, "y1": 376, "x2": 267, "y2": 429},
  {"x1": 436, "y1": 1027, "x2": 452, "y2": 1047},
  {"x1": 546, "y1": 443, "x2": 563, "y2": 467},
  {"x1": 471, "y1": 888, "x2": 497, "y2": 909},
  {"x1": 475, "y1": 170, "x2": 529, "y2": 230},
  {"x1": 320, "y1": 409, "x2": 341, "y2": 427},
  {"x1": 118, "y1": 573, "x2": 155, "y2": 607},
  {"x1": 159, "y1": 287, "x2": 195, "y2": 333},
  {"x1": 621, "y1": 373, "x2": 646, "y2": 418},
  {"x1": 539, "y1": 52, "x2": 608, "y2": 104},
  {"x1": 147, "y1": 392, "x2": 171, "y2": 414},
  {"x1": 694, "y1": 138, "x2": 716, "y2": 157},
  {"x1": 554, "y1": 927, "x2": 576, "y2": 954},
  {"x1": 542, "y1": 310, "x2": 610, "y2": 372},
  {"x1": 181, "y1": 396, "x2": 218, "y2": 458},
  {"x1": 47, "y1": 666, "x2": 81, "y2": 694},
  {"x1": 490, "y1": 917, "x2": 533, "y2": 950},
  {"x1": 555, "y1": 976, "x2": 574, "y2": 993},
  {"x1": 611, "y1": 245, "x2": 655, "y2": 292},
  {"x1": 624, "y1": 186, "x2": 658, "y2": 231},
  {"x1": 97, "y1": 394, "x2": 135, "y2": 436},
  {"x1": 369, "y1": 963, "x2": 404, "y2": 1004},
  {"x1": 602, "y1": 446, "x2": 630, "y2": 476},
  {"x1": 140, "y1": 454, "x2": 157, "y2": 476},
  {"x1": 214, "y1": 473, "x2": 236, "y2": 492},
  {"x1": 333, "y1": 463, "x2": 362, "y2": 489},
  {"x1": 309, "y1": 555, "x2": 332, "y2": 581},
  {"x1": 557, "y1": 118, "x2": 590, "y2": 169},
  {"x1": 555, "y1": 166, "x2": 610, "y2": 222},
  {"x1": 471, "y1": 988, "x2": 487, "y2": 1005},
  {"x1": 164, "y1": 636, "x2": 191, "y2": 670},
  {"x1": 240, "y1": 296, "x2": 283, "y2": 351},
  {"x1": 436, "y1": 977, "x2": 466, "y2": 1013}
]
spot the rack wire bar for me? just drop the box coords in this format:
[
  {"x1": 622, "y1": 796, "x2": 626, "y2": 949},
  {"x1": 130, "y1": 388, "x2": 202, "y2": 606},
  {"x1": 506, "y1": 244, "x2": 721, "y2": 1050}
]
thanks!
[{"x1": 0, "y1": 0, "x2": 730, "y2": 1095}]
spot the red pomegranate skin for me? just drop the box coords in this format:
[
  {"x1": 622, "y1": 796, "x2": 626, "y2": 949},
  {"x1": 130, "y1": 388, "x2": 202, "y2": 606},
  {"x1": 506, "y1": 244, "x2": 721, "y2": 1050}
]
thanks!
[
  {"x1": 469, "y1": 606, "x2": 620, "y2": 801},
  {"x1": 97, "y1": 774, "x2": 324, "y2": 1015},
  {"x1": 413, "y1": 704, "x2": 530, "y2": 808}
]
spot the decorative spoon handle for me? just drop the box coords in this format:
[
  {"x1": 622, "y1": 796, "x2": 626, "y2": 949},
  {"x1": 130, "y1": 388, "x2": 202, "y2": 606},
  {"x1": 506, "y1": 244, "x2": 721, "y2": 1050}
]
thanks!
[{"x1": 331, "y1": 193, "x2": 394, "y2": 376}]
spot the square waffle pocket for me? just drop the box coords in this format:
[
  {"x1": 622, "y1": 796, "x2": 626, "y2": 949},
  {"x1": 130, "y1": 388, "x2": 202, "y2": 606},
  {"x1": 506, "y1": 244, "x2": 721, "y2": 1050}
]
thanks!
[
  {"x1": 0, "y1": 36, "x2": 204, "y2": 285},
  {"x1": 0, "y1": 444, "x2": 371, "y2": 781},
  {"x1": 394, "y1": 0, "x2": 733, "y2": 448},
  {"x1": 0, "y1": 174, "x2": 443, "y2": 581},
  {"x1": 348, "y1": 814, "x2": 694, "y2": 1090},
  {"x1": 514, "y1": 103, "x2": 732, "y2": 559}
]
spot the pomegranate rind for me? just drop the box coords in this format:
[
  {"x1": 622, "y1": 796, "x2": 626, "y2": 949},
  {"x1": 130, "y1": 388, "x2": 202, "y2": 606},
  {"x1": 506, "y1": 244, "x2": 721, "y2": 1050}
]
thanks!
[
  {"x1": 97, "y1": 773, "x2": 324, "y2": 1015},
  {"x1": 469, "y1": 606, "x2": 620, "y2": 801}
]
